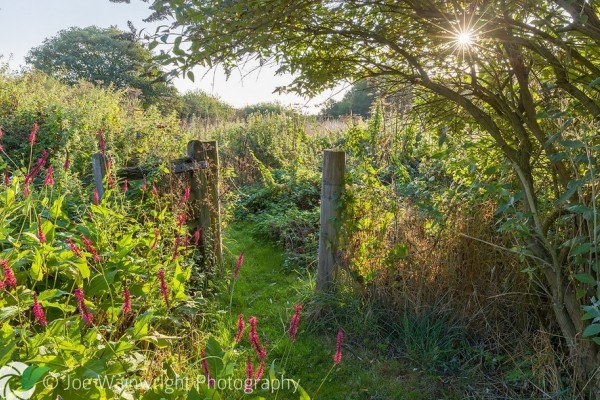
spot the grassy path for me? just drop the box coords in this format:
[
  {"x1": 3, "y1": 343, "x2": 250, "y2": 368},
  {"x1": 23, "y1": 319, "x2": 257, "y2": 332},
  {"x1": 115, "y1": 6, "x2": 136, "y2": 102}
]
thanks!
[{"x1": 220, "y1": 223, "x2": 443, "y2": 400}]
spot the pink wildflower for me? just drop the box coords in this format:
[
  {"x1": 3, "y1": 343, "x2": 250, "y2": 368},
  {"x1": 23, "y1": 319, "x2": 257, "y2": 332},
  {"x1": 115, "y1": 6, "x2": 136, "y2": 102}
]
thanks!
[
  {"x1": 93, "y1": 189, "x2": 100, "y2": 205},
  {"x1": 66, "y1": 238, "x2": 83, "y2": 258},
  {"x1": 81, "y1": 235, "x2": 102, "y2": 262},
  {"x1": 32, "y1": 293, "x2": 48, "y2": 327},
  {"x1": 193, "y1": 228, "x2": 201, "y2": 246},
  {"x1": 107, "y1": 174, "x2": 114, "y2": 189},
  {"x1": 37, "y1": 221, "x2": 46, "y2": 244},
  {"x1": 181, "y1": 186, "x2": 190, "y2": 204},
  {"x1": 63, "y1": 150, "x2": 70, "y2": 171},
  {"x1": 0, "y1": 280, "x2": 5, "y2": 290},
  {"x1": 122, "y1": 287, "x2": 131, "y2": 315},
  {"x1": 24, "y1": 150, "x2": 49, "y2": 184},
  {"x1": 158, "y1": 268, "x2": 170, "y2": 308},
  {"x1": 3, "y1": 171, "x2": 9, "y2": 186},
  {"x1": 1, "y1": 259, "x2": 17, "y2": 289},
  {"x1": 235, "y1": 314, "x2": 245, "y2": 343},
  {"x1": 334, "y1": 328, "x2": 344, "y2": 365},
  {"x1": 289, "y1": 304, "x2": 302, "y2": 342},
  {"x1": 23, "y1": 184, "x2": 29, "y2": 198},
  {"x1": 97, "y1": 130, "x2": 106, "y2": 154},
  {"x1": 150, "y1": 228, "x2": 159, "y2": 251},
  {"x1": 233, "y1": 252, "x2": 244, "y2": 280},
  {"x1": 177, "y1": 213, "x2": 186, "y2": 229},
  {"x1": 43, "y1": 166, "x2": 54, "y2": 186},
  {"x1": 255, "y1": 362, "x2": 265, "y2": 381},
  {"x1": 29, "y1": 123, "x2": 39, "y2": 145},
  {"x1": 122, "y1": 179, "x2": 128, "y2": 193},
  {"x1": 172, "y1": 235, "x2": 181, "y2": 260},
  {"x1": 152, "y1": 184, "x2": 158, "y2": 197},
  {"x1": 74, "y1": 288, "x2": 93, "y2": 326},
  {"x1": 245, "y1": 356, "x2": 253, "y2": 393},
  {"x1": 248, "y1": 316, "x2": 266, "y2": 361},
  {"x1": 201, "y1": 349, "x2": 215, "y2": 388},
  {"x1": 141, "y1": 176, "x2": 147, "y2": 192}
]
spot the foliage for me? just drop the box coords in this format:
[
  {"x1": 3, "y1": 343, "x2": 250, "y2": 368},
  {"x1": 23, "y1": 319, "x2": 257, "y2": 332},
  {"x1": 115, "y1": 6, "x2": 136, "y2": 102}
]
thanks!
[
  {"x1": 138, "y1": 0, "x2": 600, "y2": 389},
  {"x1": 26, "y1": 26, "x2": 176, "y2": 109},
  {"x1": 176, "y1": 89, "x2": 236, "y2": 122},
  {"x1": 321, "y1": 80, "x2": 376, "y2": 118},
  {"x1": 0, "y1": 70, "x2": 188, "y2": 176}
]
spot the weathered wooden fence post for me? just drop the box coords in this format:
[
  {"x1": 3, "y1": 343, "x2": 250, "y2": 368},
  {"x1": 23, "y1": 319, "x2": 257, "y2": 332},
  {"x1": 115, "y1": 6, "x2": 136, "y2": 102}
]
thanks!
[
  {"x1": 187, "y1": 140, "x2": 223, "y2": 268},
  {"x1": 317, "y1": 150, "x2": 346, "y2": 292},
  {"x1": 91, "y1": 153, "x2": 107, "y2": 200}
]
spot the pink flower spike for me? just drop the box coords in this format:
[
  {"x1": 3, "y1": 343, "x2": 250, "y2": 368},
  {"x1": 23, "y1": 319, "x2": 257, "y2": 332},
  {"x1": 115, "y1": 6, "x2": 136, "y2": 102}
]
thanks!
[
  {"x1": 244, "y1": 356, "x2": 253, "y2": 393},
  {"x1": 235, "y1": 314, "x2": 245, "y2": 343},
  {"x1": 122, "y1": 287, "x2": 131, "y2": 315},
  {"x1": 37, "y1": 223, "x2": 46, "y2": 244},
  {"x1": 0, "y1": 280, "x2": 5, "y2": 291},
  {"x1": 158, "y1": 268, "x2": 170, "y2": 308},
  {"x1": 122, "y1": 179, "x2": 128, "y2": 193},
  {"x1": 248, "y1": 316, "x2": 266, "y2": 361},
  {"x1": 43, "y1": 166, "x2": 55, "y2": 186},
  {"x1": 74, "y1": 288, "x2": 93, "y2": 326},
  {"x1": 172, "y1": 235, "x2": 181, "y2": 260},
  {"x1": 151, "y1": 184, "x2": 158, "y2": 198},
  {"x1": 29, "y1": 123, "x2": 39, "y2": 145},
  {"x1": 1, "y1": 259, "x2": 17, "y2": 289},
  {"x1": 150, "y1": 228, "x2": 159, "y2": 251},
  {"x1": 93, "y1": 189, "x2": 100, "y2": 205},
  {"x1": 177, "y1": 213, "x2": 186, "y2": 229},
  {"x1": 234, "y1": 252, "x2": 244, "y2": 280},
  {"x1": 334, "y1": 328, "x2": 344, "y2": 365},
  {"x1": 63, "y1": 150, "x2": 70, "y2": 171},
  {"x1": 32, "y1": 293, "x2": 48, "y2": 327},
  {"x1": 97, "y1": 130, "x2": 106, "y2": 154},
  {"x1": 255, "y1": 361, "x2": 265, "y2": 381},
  {"x1": 23, "y1": 184, "x2": 30, "y2": 198},
  {"x1": 193, "y1": 228, "x2": 201, "y2": 246},
  {"x1": 289, "y1": 304, "x2": 302, "y2": 342},
  {"x1": 141, "y1": 177, "x2": 147, "y2": 192},
  {"x1": 107, "y1": 174, "x2": 114, "y2": 189},
  {"x1": 66, "y1": 238, "x2": 83, "y2": 258},
  {"x1": 80, "y1": 235, "x2": 102, "y2": 262},
  {"x1": 181, "y1": 186, "x2": 190, "y2": 204},
  {"x1": 3, "y1": 171, "x2": 9, "y2": 186},
  {"x1": 201, "y1": 349, "x2": 215, "y2": 388}
]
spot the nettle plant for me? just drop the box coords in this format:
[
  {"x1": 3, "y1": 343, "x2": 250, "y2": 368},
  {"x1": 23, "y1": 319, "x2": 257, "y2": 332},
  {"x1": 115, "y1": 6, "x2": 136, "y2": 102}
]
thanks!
[{"x1": 0, "y1": 124, "x2": 196, "y2": 399}]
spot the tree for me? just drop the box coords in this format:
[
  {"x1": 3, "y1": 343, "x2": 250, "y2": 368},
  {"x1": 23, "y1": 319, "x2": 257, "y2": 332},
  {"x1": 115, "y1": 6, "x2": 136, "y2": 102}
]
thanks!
[
  {"x1": 26, "y1": 26, "x2": 176, "y2": 108},
  {"x1": 177, "y1": 89, "x2": 235, "y2": 121},
  {"x1": 321, "y1": 80, "x2": 376, "y2": 118},
  {"x1": 140, "y1": 0, "x2": 600, "y2": 392}
]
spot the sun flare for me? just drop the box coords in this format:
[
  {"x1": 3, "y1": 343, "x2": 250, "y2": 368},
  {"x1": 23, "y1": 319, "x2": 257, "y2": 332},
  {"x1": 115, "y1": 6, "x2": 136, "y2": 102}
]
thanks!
[{"x1": 456, "y1": 30, "x2": 474, "y2": 47}]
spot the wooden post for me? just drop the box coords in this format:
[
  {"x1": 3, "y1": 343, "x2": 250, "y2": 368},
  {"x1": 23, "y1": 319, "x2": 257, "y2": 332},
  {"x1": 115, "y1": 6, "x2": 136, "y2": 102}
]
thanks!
[
  {"x1": 187, "y1": 140, "x2": 223, "y2": 268},
  {"x1": 91, "y1": 153, "x2": 107, "y2": 200},
  {"x1": 317, "y1": 150, "x2": 345, "y2": 292}
]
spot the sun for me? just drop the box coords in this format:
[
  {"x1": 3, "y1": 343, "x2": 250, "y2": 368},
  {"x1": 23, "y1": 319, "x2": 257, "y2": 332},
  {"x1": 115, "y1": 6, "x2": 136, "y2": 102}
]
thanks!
[{"x1": 456, "y1": 30, "x2": 474, "y2": 47}]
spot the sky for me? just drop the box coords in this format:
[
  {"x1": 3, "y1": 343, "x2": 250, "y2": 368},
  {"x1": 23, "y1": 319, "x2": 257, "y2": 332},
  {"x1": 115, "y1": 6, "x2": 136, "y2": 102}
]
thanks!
[{"x1": 0, "y1": 0, "x2": 344, "y2": 111}]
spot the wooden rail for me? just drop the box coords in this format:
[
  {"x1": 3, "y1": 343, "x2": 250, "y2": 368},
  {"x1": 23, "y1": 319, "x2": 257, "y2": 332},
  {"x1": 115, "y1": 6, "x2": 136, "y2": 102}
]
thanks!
[{"x1": 91, "y1": 140, "x2": 222, "y2": 270}]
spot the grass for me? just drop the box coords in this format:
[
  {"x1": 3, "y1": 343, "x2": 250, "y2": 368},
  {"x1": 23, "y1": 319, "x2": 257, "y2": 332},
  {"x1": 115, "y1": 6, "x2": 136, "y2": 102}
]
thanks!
[{"x1": 217, "y1": 222, "x2": 470, "y2": 400}]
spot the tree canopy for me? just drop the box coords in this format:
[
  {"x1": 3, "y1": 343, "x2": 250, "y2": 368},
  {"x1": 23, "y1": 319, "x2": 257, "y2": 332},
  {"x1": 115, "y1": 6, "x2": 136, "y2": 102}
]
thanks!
[
  {"x1": 135, "y1": 0, "x2": 600, "y2": 392},
  {"x1": 26, "y1": 26, "x2": 176, "y2": 107}
]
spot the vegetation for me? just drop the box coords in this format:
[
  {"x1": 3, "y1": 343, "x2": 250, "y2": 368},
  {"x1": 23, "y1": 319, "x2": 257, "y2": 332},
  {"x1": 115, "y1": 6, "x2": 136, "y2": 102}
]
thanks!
[
  {"x1": 139, "y1": 0, "x2": 600, "y2": 394},
  {"x1": 26, "y1": 26, "x2": 177, "y2": 109},
  {"x1": 1, "y1": 0, "x2": 600, "y2": 398},
  {"x1": 321, "y1": 81, "x2": 376, "y2": 118}
]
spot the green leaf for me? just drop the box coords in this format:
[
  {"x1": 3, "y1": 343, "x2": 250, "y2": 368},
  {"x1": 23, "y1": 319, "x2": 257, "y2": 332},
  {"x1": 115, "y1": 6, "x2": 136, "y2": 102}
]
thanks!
[
  {"x1": 30, "y1": 249, "x2": 44, "y2": 281},
  {"x1": 21, "y1": 365, "x2": 50, "y2": 390},
  {"x1": 575, "y1": 273, "x2": 596, "y2": 285},
  {"x1": 555, "y1": 180, "x2": 583, "y2": 205},
  {"x1": 0, "y1": 306, "x2": 19, "y2": 322},
  {"x1": 571, "y1": 244, "x2": 593, "y2": 257},
  {"x1": 187, "y1": 70, "x2": 195, "y2": 82},
  {"x1": 583, "y1": 323, "x2": 600, "y2": 337}
]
